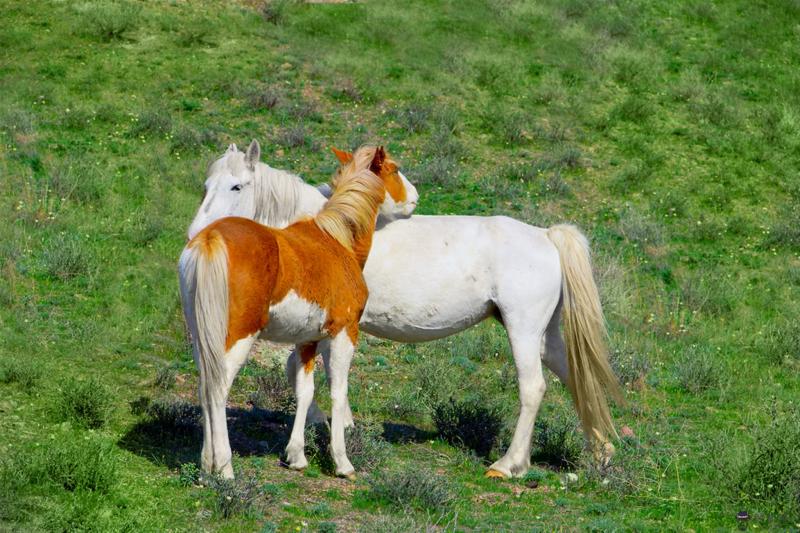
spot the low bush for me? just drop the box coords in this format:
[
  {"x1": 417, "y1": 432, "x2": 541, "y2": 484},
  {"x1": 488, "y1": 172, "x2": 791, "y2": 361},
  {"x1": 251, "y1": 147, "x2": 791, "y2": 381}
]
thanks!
[
  {"x1": 76, "y1": 1, "x2": 141, "y2": 41},
  {"x1": 367, "y1": 465, "x2": 456, "y2": 513},
  {"x1": 674, "y1": 345, "x2": 721, "y2": 394},
  {"x1": 18, "y1": 434, "x2": 118, "y2": 493},
  {"x1": 304, "y1": 421, "x2": 390, "y2": 474},
  {"x1": 250, "y1": 360, "x2": 295, "y2": 413},
  {"x1": 0, "y1": 359, "x2": 42, "y2": 390},
  {"x1": 55, "y1": 378, "x2": 114, "y2": 429},
  {"x1": 207, "y1": 473, "x2": 261, "y2": 519},
  {"x1": 532, "y1": 407, "x2": 583, "y2": 469},
  {"x1": 41, "y1": 234, "x2": 92, "y2": 282},
  {"x1": 432, "y1": 396, "x2": 503, "y2": 458}
]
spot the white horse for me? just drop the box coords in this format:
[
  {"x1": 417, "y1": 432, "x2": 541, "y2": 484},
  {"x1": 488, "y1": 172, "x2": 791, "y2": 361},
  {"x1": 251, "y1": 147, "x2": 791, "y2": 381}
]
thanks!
[{"x1": 187, "y1": 146, "x2": 621, "y2": 479}]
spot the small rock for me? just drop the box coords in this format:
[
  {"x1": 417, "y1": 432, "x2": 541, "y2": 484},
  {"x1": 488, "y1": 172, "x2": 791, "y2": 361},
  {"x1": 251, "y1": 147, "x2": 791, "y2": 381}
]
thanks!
[
  {"x1": 275, "y1": 149, "x2": 285, "y2": 157},
  {"x1": 621, "y1": 425, "x2": 635, "y2": 438},
  {"x1": 526, "y1": 479, "x2": 539, "y2": 489},
  {"x1": 601, "y1": 478, "x2": 610, "y2": 486},
  {"x1": 566, "y1": 473, "x2": 578, "y2": 483}
]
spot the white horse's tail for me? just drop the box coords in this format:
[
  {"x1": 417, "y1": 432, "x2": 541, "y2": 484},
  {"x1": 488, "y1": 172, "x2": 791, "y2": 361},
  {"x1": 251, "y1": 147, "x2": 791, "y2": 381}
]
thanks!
[
  {"x1": 179, "y1": 229, "x2": 230, "y2": 405},
  {"x1": 546, "y1": 224, "x2": 623, "y2": 444}
]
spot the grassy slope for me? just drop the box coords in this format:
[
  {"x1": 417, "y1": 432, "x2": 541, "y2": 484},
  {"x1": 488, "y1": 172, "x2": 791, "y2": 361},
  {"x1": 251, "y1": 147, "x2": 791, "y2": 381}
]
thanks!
[{"x1": 1, "y1": 0, "x2": 799, "y2": 530}]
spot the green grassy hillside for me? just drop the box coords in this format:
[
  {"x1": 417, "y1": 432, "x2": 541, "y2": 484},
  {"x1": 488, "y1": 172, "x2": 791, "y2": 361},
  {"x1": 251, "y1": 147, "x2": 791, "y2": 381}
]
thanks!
[{"x1": 1, "y1": 0, "x2": 799, "y2": 530}]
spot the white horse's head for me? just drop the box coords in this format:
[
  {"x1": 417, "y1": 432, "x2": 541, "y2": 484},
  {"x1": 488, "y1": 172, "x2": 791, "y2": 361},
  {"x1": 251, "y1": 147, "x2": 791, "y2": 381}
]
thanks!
[
  {"x1": 331, "y1": 146, "x2": 419, "y2": 219},
  {"x1": 187, "y1": 140, "x2": 419, "y2": 240},
  {"x1": 187, "y1": 140, "x2": 324, "y2": 240}
]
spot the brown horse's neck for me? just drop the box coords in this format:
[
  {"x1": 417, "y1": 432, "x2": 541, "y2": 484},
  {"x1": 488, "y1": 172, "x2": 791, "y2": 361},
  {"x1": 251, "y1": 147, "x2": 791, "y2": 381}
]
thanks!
[{"x1": 351, "y1": 228, "x2": 375, "y2": 269}]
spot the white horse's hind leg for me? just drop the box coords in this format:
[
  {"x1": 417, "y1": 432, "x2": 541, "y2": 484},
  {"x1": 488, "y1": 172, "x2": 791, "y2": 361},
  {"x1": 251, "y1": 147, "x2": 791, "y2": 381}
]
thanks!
[
  {"x1": 286, "y1": 348, "x2": 328, "y2": 426},
  {"x1": 542, "y1": 299, "x2": 569, "y2": 385},
  {"x1": 327, "y1": 330, "x2": 356, "y2": 478},
  {"x1": 203, "y1": 335, "x2": 255, "y2": 479},
  {"x1": 321, "y1": 344, "x2": 354, "y2": 428},
  {"x1": 487, "y1": 328, "x2": 546, "y2": 479}
]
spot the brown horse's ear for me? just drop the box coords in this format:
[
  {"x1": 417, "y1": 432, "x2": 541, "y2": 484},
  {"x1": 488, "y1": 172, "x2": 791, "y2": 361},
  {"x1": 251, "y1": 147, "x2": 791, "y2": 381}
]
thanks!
[
  {"x1": 331, "y1": 147, "x2": 353, "y2": 164},
  {"x1": 370, "y1": 146, "x2": 386, "y2": 174}
]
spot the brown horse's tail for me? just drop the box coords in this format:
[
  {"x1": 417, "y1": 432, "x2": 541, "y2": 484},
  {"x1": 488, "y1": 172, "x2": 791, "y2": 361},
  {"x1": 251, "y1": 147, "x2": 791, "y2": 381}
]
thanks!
[
  {"x1": 179, "y1": 229, "x2": 229, "y2": 405},
  {"x1": 546, "y1": 224, "x2": 624, "y2": 445}
]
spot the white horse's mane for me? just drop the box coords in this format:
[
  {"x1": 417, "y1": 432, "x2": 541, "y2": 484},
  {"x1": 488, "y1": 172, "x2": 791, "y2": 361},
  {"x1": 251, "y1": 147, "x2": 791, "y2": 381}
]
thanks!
[
  {"x1": 216, "y1": 151, "x2": 320, "y2": 228},
  {"x1": 253, "y1": 163, "x2": 307, "y2": 228}
]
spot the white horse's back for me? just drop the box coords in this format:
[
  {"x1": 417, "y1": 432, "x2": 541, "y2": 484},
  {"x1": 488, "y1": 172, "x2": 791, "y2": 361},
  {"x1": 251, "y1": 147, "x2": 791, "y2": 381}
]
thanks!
[{"x1": 360, "y1": 215, "x2": 561, "y2": 342}]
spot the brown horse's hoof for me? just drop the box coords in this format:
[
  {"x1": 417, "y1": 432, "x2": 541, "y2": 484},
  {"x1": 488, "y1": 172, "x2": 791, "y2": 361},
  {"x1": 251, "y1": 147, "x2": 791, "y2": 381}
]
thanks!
[{"x1": 485, "y1": 469, "x2": 507, "y2": 479}]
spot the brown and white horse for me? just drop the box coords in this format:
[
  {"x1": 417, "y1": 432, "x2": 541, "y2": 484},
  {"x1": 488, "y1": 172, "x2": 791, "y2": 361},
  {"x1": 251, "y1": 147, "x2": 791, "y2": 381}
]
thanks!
[{"x1": 179, "y1": 143, "x2": 398, "y2": 479}]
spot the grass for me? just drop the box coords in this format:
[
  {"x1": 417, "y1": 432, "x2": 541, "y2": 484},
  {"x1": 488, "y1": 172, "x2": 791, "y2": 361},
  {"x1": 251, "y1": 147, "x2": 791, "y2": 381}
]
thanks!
[{"x1": 1, "y1": 0, "x2": 799, "y2": 529}]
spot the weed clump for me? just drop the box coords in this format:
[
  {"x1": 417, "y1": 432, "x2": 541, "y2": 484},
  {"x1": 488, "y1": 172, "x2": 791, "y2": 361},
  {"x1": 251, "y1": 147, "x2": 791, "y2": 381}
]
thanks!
[
  {"x1": 432, "y1": 396, "x2": 503, "y2": 458},
  {"x1": 532, "y1": 407, "x2": 583, "y2": 469},
  {"x1": 712, "y1": 407, "x2": 800, "y2": 524},
  {"x1": 56, "y1": 378, "x2": 113, "y2": 429},
  {"x1": 304, "y1": 421, "x2": 390, "y2": 474},
  {"x1": 77, "y1": 1, "x2": 141, "y2": 41},
  {"x1": 674, "y1": 345, "x2": 721, "y2": 394},
  {"x1": 250, "y1": 360, "x2": 295, "y2": 413},
  {"x1": 144, "y1": 396, "x2": 200, "y2": 435},
  {"x1": 207, "y1": 473, "x2": 261, "y2": 519},
  {"x1": 15, "y1": 434, "x2": 118, "y2": 493},
  {"x1": 367, "y1": 465, "x2": 456, "y2": 513},
  {"x1": 41, "y1": 234, "x2": 92, "y2": 281},
  {"x1": 753, "y1": 320, "x2": 800, "y2": 365},
  {"x1": 0, "y1": 359, "x2": 42, "y2": 390},
  {"x1": 609, "y1": 347, "x2": 649, "y2": 388}
]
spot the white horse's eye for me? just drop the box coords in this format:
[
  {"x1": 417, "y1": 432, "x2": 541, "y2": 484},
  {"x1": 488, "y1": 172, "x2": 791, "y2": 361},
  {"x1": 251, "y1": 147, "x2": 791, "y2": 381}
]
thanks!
[{"x1": 231, "y1": 184, "x2": 242, "y2": 192}]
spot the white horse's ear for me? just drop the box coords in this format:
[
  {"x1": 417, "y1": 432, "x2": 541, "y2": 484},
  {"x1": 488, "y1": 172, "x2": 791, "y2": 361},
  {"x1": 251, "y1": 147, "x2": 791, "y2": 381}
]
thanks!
[
  {"x1": 227, "y1": 143, "x2": 238, "y2": 153},
  {"x1": 245, "y1": 139, "x2": 260, "y2": 169},
  {"x1": 317, "y1": 183, "x2": 333, "y2": 199}
]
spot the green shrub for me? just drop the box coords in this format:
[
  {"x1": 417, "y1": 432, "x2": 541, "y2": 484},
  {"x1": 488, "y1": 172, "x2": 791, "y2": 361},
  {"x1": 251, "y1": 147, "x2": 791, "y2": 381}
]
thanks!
[
  {"x1": 41, "y1": 234, "x2": 91, "y2": 281},
  {"x1": 56, "y1": 378, "x2": 113, "y2": 429},
  {"x1": 753, "y1": 320, "x2": 800, "y2": 365},
  {"x1": 432, "y1": 396, "x2": 503, "y2": 458},
  {"x1": 609, "y1": 347, "x2": 649, "y2": 388},
  {"x1": 78, "y1": 1, "x2": 141, "y2": 41},
  {"x1": 674, "y1": 345, "x2": 721, "y2": 394},
  {"x1": 713, "y1": 407, "x2": 800, "y2": 524},
  {"x1": 207, "y1": 473, "x2": 261, "y2": 519},
  {"x1": 0, "y1": 359, "x2": 42, "y2": 390},
  {"x1": 178, "y1": 462, "x2": 200, "y2": 487},
  {"x1": 143, "y1": 396, "x2": 200, "y2": 435},
  {"x1": 250, "y1": 360, "x2": 296, "y2": 413},
  {"x1": 532, "y1": 408, "x2": 583, "y2": 469},
  {"x1": 154, "y1": 365, "x2": 177, "y2": 390},
  {"x1": 19, "y1": 434, "x2": 118, "y2": 493},
  {"x1": 367, "y1": 465, "x2": 456, "y2": 513},
  {"x1": 414, "y1": 356, "x2": 458, "y2": 410},
  {"x1": 129, "y1": 109, "x2": 172, "y2": 138},
  {"x1": 304, "y1": 421, "x2": 390, "y2": 474}
]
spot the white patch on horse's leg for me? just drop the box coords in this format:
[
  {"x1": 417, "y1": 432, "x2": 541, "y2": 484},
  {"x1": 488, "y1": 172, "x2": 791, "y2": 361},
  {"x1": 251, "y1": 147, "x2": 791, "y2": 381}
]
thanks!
[
  {"x1": 286, "y1": 341, "x2": 323, "y2": 470},
  {"x1": 207, "y1": 335, "x2": 254, "y2": 479},
  {"x1": 489, "y1": 331, "x2": 546, "y2": 479},
  {"x1": 542, "y1": 301, "x2": 569, "y2": 385},
  {"x1": 321, "y1": 343, "x2": 353, "y2": 428},
  {"x1": 327, "y1": 331, "x2": 356, "y2": 478}
]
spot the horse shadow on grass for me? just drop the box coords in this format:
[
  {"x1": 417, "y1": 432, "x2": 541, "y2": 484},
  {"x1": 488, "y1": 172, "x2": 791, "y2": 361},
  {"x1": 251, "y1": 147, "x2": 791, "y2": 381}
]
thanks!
[
  {"x1": 117, "y1": 396, "x2": 294, "y2": 471},
  {"x1": 118, "y1": 396, "x2": 440, "y2": 470}
]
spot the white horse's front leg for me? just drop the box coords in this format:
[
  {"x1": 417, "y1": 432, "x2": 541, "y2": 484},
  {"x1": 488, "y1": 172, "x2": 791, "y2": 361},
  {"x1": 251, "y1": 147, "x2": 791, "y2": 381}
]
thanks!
[
  {"x1": 327, "y1": 330, "x2": 356, "y2": 479},
  {"x1": 287, "y1": 347, "x2": 328, "y2": 426},
  {"x1": 201, "y1": 335, "x2": 255, "y2": 479}
]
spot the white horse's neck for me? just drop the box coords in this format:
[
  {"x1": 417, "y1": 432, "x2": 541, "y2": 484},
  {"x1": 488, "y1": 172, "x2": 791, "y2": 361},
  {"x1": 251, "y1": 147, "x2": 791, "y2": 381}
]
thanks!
[{"x1": 253, "y1": 162, "x2": 327, "y2": 229}]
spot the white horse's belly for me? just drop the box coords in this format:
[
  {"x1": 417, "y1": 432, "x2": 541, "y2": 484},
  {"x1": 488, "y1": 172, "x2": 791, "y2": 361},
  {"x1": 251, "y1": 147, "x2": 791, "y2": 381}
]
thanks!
[
  {"x1": 260, "y1": 290, "x2": 327, "y2": 344},
  {"x1": 359, "y1": 216, "x2": 499, "y2": 342}
]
